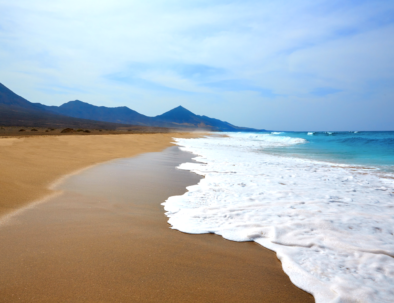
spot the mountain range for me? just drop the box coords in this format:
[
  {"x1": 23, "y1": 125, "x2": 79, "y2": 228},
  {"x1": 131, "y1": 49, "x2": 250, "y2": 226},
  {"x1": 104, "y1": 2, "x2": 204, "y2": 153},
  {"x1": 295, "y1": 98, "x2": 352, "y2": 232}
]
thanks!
[{"x1": 0, "y1": 83, "x2": 262, "y2": 131}]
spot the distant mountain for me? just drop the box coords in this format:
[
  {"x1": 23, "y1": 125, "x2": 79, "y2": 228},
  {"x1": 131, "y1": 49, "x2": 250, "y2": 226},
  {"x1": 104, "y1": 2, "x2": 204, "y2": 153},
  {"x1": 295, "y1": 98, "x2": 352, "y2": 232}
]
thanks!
[
  {"x1": 36, "y1": 100, "x2": 154, "y2": 126},
  {"x1": 0, "y1": 83, "x2": 140, "y2": 129},
  {"x1": 0, "y1": 83, "x2": 43, "y2": 111},
  {"x1": 38, "y1": 101, "x2": 261, "y2": 132},
  {"x1": 0, "y1": 82, "x2": 263, "y2": 131},
  {"x1": 155, "y1": 106, "x2": 198, "y2": 124},
  {"x1": 155, "y1": 106, "x2": 257, "y2": 131}
]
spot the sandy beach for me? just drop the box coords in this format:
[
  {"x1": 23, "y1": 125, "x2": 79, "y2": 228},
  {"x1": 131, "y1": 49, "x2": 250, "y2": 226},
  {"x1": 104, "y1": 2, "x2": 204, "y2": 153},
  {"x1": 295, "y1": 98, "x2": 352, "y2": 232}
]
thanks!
[
  {"x1": 0, "y1": 134, "x2": 313, "y2": 302},
  {"x1": 0, "y1": 133, "x2": 201, "y2": 217}
]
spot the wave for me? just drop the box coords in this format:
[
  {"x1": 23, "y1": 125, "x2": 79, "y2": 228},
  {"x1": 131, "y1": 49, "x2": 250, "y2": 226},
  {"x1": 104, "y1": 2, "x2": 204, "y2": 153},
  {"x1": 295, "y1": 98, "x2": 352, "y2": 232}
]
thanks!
[
  {"x1": 227, "y1": 133, "x2": 307, "y2": 148},
  {"x1": 307, "y1": 132, "x2": 315, "y2": 136},
  {"x1": 165, "y1": 135, "x2": 394, "y2": 303},
  {"x1": 271, "y1": 132, "x2": 284, "y2": 135}
]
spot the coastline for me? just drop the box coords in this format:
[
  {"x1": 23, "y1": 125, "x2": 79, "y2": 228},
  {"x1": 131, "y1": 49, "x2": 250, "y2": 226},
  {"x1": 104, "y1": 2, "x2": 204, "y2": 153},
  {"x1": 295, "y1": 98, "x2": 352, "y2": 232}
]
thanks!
[
  {"x1": 0, "y1": 132, "x2": 204, "y2": 218},
  {"x1": 0, "y1": 145, "x2": 314, "y2": 302},
  {"x1": 166, "y1": 134, "x2": 394, "y2": 302}
]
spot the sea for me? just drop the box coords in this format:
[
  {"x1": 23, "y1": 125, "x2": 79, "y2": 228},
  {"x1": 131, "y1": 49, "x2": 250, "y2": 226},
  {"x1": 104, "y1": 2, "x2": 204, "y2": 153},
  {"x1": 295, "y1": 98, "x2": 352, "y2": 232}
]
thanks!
[{"x1": 163, "y1": 131, "x2": 394, "y2": 303}]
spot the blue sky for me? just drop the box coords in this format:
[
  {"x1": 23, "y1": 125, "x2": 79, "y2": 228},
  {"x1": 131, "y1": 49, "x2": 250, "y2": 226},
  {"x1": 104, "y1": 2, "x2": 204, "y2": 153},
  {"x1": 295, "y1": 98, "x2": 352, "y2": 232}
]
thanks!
[{"x1": 0, "y1": 0, "x2": 393, "y2": 130}]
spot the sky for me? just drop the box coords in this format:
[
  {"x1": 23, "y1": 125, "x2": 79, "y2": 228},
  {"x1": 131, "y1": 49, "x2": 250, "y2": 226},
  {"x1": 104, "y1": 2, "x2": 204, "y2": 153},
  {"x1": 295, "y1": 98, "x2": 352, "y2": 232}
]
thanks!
[{"x1": 0, "y1": 0, "x2": 393, "y2": 131}]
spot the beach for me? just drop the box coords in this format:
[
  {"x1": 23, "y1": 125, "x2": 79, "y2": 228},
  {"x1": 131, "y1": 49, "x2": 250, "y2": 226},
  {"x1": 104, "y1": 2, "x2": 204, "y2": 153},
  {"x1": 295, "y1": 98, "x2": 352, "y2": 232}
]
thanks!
[
  {"x1": 0, "y1": 134, "x2": 313, "y2": 302},
  {"x1": 0, "y1": 133, "x2": 200, "y2": 217}
]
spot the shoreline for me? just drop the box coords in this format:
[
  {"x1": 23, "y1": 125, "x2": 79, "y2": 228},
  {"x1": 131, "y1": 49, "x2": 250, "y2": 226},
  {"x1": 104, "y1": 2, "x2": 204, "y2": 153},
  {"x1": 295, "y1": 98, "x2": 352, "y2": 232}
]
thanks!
[
  {"x1": 167, "y1": 134, "x2": 394, "y2": 302},
  {"x1": 0, "y1": 145, "x2": 314, "y2": 302},
  {"x1": 0, "y1": 132, "x2": 205, "y2": 218}
]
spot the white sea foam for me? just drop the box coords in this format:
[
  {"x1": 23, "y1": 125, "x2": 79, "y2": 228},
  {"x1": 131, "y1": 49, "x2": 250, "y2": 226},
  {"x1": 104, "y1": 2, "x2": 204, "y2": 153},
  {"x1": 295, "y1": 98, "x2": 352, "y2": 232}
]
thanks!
[
  {"x1": 271, "y1": 131, "x2": 284, "y2": 135},
  {"x1": 163, "y1": 133, "x2": 394, "y2": 303},
  {"x1": 308, "y1": 132, "x2": 315, "y2": 135}
]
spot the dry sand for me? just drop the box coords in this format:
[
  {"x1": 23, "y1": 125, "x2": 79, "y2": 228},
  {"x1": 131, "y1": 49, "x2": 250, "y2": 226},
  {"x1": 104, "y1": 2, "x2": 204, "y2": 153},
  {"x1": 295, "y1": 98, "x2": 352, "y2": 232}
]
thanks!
[{"x1": 0, "y1": 133, "x2": 201, "y2": 217}]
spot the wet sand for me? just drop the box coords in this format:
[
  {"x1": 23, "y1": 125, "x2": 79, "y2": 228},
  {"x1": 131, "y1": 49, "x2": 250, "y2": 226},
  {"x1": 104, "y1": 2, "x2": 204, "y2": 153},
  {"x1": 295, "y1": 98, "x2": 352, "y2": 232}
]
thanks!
[
  {"x1": 0, "y1": 133, "x2": 201, "y2": 217},
  {"x1": 0, "y1": 146, "x2": 314, "y2": 302}
]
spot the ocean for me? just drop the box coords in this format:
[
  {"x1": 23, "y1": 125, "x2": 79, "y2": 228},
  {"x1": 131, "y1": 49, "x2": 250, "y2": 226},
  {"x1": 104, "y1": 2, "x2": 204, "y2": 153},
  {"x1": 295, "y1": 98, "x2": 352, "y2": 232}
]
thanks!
[
  {"x1": 266, "y1": 131, "x2": 394, "y2": 173},
  {"x1": 163, "y1": 132, "x2": 394, "y2": 303}
]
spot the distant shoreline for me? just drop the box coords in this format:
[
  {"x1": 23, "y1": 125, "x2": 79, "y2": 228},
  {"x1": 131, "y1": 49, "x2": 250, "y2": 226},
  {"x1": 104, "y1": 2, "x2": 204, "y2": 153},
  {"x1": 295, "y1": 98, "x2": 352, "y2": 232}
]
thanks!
[{"x1": 0, "y1": 125, "x2": 193, "y2": 137}]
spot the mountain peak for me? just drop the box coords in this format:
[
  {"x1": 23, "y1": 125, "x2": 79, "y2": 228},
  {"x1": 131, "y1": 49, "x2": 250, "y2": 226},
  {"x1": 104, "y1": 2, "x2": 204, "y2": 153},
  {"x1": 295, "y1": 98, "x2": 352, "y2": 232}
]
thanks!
[
  {"x1": 64, "y1": 100, "x2": 87, "y2": 105},
  {"x1": 170, "y1": 105, "x2": 192, "y2": 113},
  {"x1": 155, "y1": 105, "x2": 197, "y2": 123},
  {"x1": 59, "y1": 100, "x2": 94, "y2": 109}
]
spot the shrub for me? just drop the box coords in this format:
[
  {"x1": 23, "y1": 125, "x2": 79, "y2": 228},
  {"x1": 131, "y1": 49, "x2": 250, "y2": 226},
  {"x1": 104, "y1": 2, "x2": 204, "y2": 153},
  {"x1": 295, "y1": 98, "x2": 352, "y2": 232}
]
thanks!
[{"x1": 60, "y1": 128, "x2": 74, "y2": 133}]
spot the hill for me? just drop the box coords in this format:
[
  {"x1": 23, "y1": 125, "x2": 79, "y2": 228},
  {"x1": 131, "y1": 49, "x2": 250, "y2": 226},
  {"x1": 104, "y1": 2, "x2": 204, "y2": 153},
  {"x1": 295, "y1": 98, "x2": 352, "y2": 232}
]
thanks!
[
  {"x1": 0, "y1": 83, "x2": 151, "y2": 129},
  {"x1": 38, "y1": 102, "x2": 260, "y2": 131},
  {"x1": 1, "y1": 83, "x2": 262, "y2": 131},
  {"x1": 154, "y1": 106, "x2": 257, "y2": 131},
  {"x1": 36, "y1": 100, "x2": 155, "y2": 126}
]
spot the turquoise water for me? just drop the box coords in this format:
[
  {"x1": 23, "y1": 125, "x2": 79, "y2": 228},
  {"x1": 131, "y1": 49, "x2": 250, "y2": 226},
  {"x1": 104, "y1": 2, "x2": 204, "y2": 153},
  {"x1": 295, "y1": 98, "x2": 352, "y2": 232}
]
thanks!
[{"x1": 263, "y1": 131, "x2": 394, "y2": 172}]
